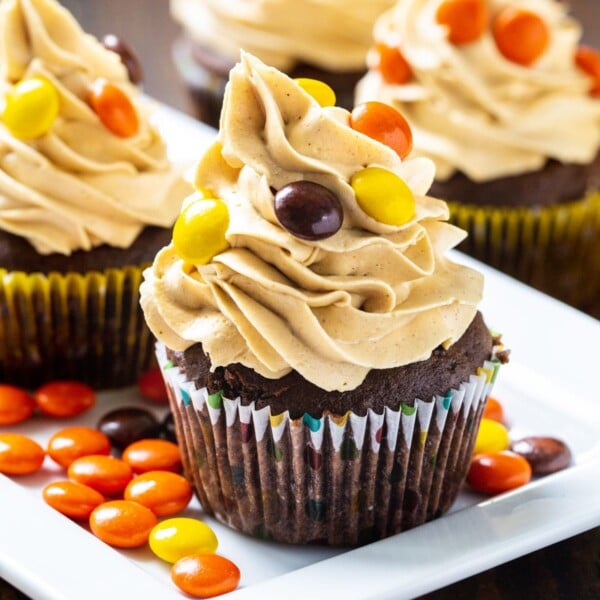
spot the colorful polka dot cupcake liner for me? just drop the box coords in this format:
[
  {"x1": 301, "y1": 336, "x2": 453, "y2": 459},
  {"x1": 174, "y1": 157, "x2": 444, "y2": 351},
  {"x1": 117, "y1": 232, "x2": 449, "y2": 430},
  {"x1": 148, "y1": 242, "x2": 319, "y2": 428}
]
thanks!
[
  {"x1": 157, "y1": 343, "x2": 501, "y2": 546},
  {"x1": 0, "y1": 266, "x2": 154, "y2": 389},
  {"x1": 450, "y1": 192, "x2": 600, "y2": 316}
]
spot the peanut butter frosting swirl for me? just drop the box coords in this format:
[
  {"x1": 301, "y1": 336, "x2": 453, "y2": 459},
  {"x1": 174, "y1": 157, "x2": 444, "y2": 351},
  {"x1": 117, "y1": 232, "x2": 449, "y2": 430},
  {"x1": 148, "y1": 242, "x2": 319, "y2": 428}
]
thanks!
[
  {"x1": 0, "y1": 0, "x2": 189, "y2": 255},
  {"x1": 356, "y1": 0, "x2": 600, "y2": 181},
  {"x1": 142, "y1": 53, "x2": 483, "y2": 392},
  {"x1": 171, "y1": 0, "x2": 395, "y2": 72}
]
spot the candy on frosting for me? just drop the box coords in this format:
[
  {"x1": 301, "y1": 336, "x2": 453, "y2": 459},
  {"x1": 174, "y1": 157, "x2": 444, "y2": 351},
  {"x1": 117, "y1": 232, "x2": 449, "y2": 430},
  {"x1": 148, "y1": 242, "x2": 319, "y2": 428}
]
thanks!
[
  {"x1": 141, "y1": 52, "x2": 484, "y2": 392},
  {"x1": 170, "y1": 0, "x2": 396, "y2": 72},
  {"x1": 356, "y1": 0, "x2": 600, "y2": 181},
  {"x1": 0, "y1": 0, "x2": 190, "y2": 255}
]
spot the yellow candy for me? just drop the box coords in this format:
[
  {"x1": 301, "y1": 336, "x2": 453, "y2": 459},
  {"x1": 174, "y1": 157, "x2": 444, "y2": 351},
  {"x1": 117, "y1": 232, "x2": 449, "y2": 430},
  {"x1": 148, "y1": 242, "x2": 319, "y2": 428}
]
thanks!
[
  {"x1": 173, "y1": 198, "x2": 230, "y2": 264},
  {"x1": 351, "y1": 167, "x2": 415, "y2": 226},
  {"x1": 149, "y1": 517, "x2": 218, "y2": 563},
  {"x1": 295, "y1": 78, "x2": 336, "y2": 107},
  {"x1": 2, "y1": 78, "x2": 59, "y2": 140},
  {"x1": 473, "y1": 418, "x2": 510, "y2": 455}
]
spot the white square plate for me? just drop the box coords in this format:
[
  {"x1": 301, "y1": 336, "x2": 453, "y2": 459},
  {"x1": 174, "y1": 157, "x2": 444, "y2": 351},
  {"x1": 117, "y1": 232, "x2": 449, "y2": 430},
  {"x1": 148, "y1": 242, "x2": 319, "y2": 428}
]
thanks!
[{"x1": 0, "y1": 106, "x2": 599, "y2": 600}]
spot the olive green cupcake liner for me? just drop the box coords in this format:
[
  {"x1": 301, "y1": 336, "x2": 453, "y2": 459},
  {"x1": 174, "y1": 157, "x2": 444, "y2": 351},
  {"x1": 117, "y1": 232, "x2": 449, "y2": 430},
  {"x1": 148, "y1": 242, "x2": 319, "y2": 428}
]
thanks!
[
  {"x1": 157, "y1": 342, "x2": 501, "y2": 546},
  {"x1": 0, "y1": 266, "x2": 154, "y2": 389},
  {"x1": 450, "y1": 192, "x2": 600, "y2": 315}
]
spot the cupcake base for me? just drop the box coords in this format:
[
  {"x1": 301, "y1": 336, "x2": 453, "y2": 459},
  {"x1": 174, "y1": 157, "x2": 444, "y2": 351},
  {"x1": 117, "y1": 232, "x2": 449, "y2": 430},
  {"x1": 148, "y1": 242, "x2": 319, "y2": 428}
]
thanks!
[
  {"x1": 0, "y1": 266, "x2": 153, "y2": 389},
  {"x1": 158, "y1": 343, "x2": 500, "y2": 546},
  {"x1": 449, "y1": 192, "x2": 600, "y2": 317}
]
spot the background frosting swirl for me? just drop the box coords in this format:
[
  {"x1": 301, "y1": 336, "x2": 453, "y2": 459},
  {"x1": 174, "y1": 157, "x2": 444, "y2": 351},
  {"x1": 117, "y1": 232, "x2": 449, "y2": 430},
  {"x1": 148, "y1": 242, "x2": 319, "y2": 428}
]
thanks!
[
  {"x1": 356, "y1": 0, "x2": 600, "y2": 181},
  {"x1": 142, "y1": 53, "x2": 483, "y2": 392},
  {"x1": 171, "y1": 0, "x2": 395, "y2": 72},
  {"x1": 0, "y1": 0, "x2": 189, "y2": 255}
]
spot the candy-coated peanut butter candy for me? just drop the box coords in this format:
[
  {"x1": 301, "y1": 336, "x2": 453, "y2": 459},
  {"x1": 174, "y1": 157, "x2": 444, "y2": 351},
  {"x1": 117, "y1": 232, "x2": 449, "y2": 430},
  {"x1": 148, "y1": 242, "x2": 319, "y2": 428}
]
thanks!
[
  {"x1": 171, "y1": 553, "x2": 240, "y2": 598},
  {"x1": 510, "y1": 436, "x2": 571, "y2": 476},
  {"x1": 137, "y1": 367, "x2": 169, "y2": 403},
  {"x1": 493, "y1": 8, "x2": 549, "y2": 66},
  {"x1": 436, "y1": 0, "x2": 489, "y2": 45},
  {"x1": 90, "y1": 500, "x2": 157, "y2": 548},
  {"x1": 173, "y1": 198, "x2": 230, "y2": 264},
  {"x1": 68, "y1": 455, "x2": 133, "y2": 495},
  {"x1": 89, "y1": 78, "x2": 139, "y2": 137},
  {"x1": 101, "y1": 34, "x2": 143, "y2": 85},
  {"x1": 42, "y1": 480, "x2": 105, "y2": 520},
  {"x1": 351, "y1": 167, "x2": 415, "y2": 226},
  {"x1": 150, "y1": 518, "x2": 218, "y2": 563},
  {"x1": 125, "y1": 470, "x2": 193, "y2": 517},
  {"x1": 467, "y1": 450, "x2": 531, "y2": 495},
  {"x1": 2, "y1": 78, "x2": 59, "y2": 139},
  {"x1": 350, "y1": 102, "x2": 413, "y2": 159},
  {"x1": 372, "y1": 43, "x2": 412, "y2": 85},
  {"x1": 575, "y1": 46, "x2": 600, "y2": 97},
  {"x1": 0, "y1": 433, "x2": 45, "y2": 475},
  {"x1": 47, "y1": 426, "x2": 111, "y2": 468},
  {"x1": 473, "y1": 418, "x2": 509, "y2": 455},
  {"x1": 274, "y1": 181, "x2": 343, "y2": 241},
  {"x1": 97, "y1": 407, "x2": 160, "y2": 450},
  {"x1": 294, "y1": 78, "x2": 336, "y2": 107},
  {"x1": 122, "y1": 438, "x2": 182, "y2": 474},
  {"x1": 0, "y1": 385, "x2": 35, "y2": 425},
  {"x1": 34, "y1": 381, "x2": 96, "y2": 418},
  {"x1": 482, "y1": 396, "x2": 504, "y2": 424}
]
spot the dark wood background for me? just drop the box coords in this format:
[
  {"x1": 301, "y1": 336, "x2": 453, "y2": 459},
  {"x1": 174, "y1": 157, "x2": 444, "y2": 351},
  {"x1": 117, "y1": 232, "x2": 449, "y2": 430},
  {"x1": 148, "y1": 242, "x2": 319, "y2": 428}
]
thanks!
[{"x1": 1, "y1": 1, "x2": 599, "y2": 598}]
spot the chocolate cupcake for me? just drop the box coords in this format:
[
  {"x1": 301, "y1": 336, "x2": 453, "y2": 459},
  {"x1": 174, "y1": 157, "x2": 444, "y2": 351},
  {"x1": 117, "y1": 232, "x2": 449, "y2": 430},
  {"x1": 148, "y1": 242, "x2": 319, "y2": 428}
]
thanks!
[
  {"x1": 141, "y1": 53, "x2": 503, "y2": 546},
  {"x1": 170, "y1": 0, "x2": 395, "y2": 127},
  {"x1": 356, "y1": 0, "x2": 600, "y2": 315},
  {"x1": 0, "y1": 0, "x2": 191, "y2": 388}
]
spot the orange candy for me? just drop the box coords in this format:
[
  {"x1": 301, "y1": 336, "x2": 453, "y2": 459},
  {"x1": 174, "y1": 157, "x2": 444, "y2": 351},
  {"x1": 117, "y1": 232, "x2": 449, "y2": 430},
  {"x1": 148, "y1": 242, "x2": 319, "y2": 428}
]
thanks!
[
  {"x1": 124, "y1": 470, "x2": 193, "y2": 517},
  {"x1": 43, "y1": 480, "x2": 105, "y2": 520},
  {"x1": 122, "y1": 439, "x2": 182, "y2": 474},
  {"x1": 68, "y1": 455, "x2": 133, "y2": 495},
  {"x1": 350, "y1": 101, "x2": 413, "y2": 159},
  {"x1": 0, "y1": 385, "x2": 35, "y2": 425},
  {"x1": 575, "y1": 45, "x2": 600, "y2": 97},
  {"x1": 482, "y1": 396, "x2": 504, "y2": 424},
  {"x1": 90, "y1": 499, "x2": 157, "y2": 548},
  {"x1": 467, "y1": 450, "x2": 532, "y2": 495},
  {"x1": 493, "y1": 8, "x2": 549, "y2": 66},
  {"x1": 89, "y1": 79, "x2": 139, "y2": 138},
  {"x1": 372, "y1": 43, "x2": 412, "y2": 85},
  {"x1": 0, "y1": 433, "x2": 45, "y2": 475},
  {"x1": 436, "y1": 0, "x2": 489, "y2": 45},
  {"x1": 47, "y1": 426, "x2": 111, "y2": 468},
  {"x1": 34, "y1": 381, "x2": 96, "y2": 418},
  {"x1": 171, "y1": 553, "x2": 240, "y2": 598},
  {"x1": 137, "y1": 367, "x2": 169, "y2": 403}
]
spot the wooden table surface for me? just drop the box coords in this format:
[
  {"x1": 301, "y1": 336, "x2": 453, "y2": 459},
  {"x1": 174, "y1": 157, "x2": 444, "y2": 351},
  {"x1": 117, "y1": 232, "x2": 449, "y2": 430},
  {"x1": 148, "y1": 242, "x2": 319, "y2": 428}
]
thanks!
[{"x1": 1, "y1": 1, "x2": 599, "y2": 598}]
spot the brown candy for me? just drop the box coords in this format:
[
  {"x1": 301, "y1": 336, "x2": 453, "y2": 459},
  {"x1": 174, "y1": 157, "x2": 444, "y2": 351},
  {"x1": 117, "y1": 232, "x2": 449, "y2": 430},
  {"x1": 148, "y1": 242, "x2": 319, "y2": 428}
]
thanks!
[
  {"x1": 101, "y1": 34, "x2": 143, "y2": 85},
  {"x1": 274, "y1": 181, "x2": 343, "y2": 241},
  {"x1": 97, "y1": 407, "x2": 160, "y2": 450},
  {"x1": 510, "y1": 436, "x2": 571, "y2": 476}
]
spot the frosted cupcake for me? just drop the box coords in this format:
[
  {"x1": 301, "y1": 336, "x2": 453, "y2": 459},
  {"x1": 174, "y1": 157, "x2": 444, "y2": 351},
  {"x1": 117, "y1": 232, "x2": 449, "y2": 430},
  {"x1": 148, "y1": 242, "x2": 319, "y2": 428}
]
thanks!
[
  {"x1": 0, "y1": 0, "x2": 191, "y2": 388},
  {"x1": 141, "y1": 52, "x2": 504, "y2": 545},
  {"x1": 170, "y1": 0, "x2": 395, "y2": 127},
  {"x1": 356, "y1": 0, "x2": 600, "y2": 314}
]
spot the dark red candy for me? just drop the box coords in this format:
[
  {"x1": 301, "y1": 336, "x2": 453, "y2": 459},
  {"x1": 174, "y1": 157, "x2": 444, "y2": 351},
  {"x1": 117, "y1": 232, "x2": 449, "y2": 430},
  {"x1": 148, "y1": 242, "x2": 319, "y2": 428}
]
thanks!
[
  {"x1": 510, "y1": 436, "x2": 571, "y2": 476},
  {"x1": 101, "y1": 34, "x2": 143, "y2": 85},
  {"x1": 274, "y1": 181, "x2": 343, "y2": 241},
  {"x1": 97, "y1": 407, "x2": 160, "y2": 450}
]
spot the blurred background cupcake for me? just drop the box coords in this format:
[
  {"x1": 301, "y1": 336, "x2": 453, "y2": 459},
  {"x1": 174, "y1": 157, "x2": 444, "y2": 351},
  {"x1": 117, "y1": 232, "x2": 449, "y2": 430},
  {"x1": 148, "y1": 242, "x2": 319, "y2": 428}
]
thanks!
[
  {"x1": 0, "y1": 0, "x2": 191, "y2": 388},
  {"x1": 142, "y1": 53, "x2": 504, "y2": 545},
  {"x1": 170, "y1": 0, "x2": 395, "y2": 127},
  {"x1": 356, "y1": 0, "x2": 600, "y2": 316}
]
